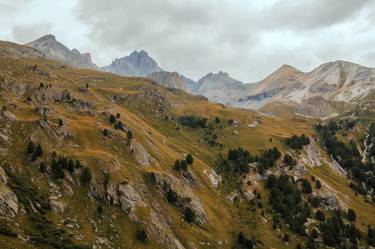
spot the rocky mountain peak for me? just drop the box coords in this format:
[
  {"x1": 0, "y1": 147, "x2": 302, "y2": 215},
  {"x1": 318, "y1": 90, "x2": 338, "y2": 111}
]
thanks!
[
  {"x1": 102, "y1": 50, "x2": 163, "y2": 77},
  {"x1": 200, "y1": 71, "x2": 234, "y2": 82},
  {"x1": 277, "y1": 64, "x2": 300, "y2": 72},
  {"x1": 26, "y1": 34, "x2": 97, "y2": 69},
  {"x1": 36, "y1": 34, "x2": 56, "y2": 42},
  {"x1": 253, "y1": 64, "x2": 303, "y2": 94}
]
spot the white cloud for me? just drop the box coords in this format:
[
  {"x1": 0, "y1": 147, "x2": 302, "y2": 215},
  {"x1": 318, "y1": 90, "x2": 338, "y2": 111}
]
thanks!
[
  {"x1": 75, "y1": 0, "x2": 375, "y2": 81},
  {"x1": 1, "y1": 0, "x2": 375, "y2": 82}
]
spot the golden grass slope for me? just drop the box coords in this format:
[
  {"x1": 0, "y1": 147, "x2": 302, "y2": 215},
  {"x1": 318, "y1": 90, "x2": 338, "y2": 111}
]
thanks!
[{"x1": 0, "y1": 41, "x2": 374, "y2": 249}]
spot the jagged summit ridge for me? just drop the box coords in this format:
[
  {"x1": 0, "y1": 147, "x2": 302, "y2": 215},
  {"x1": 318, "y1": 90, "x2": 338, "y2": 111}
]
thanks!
[
  {"x1": 191, "y1": 71, "x2": 257, "y2": 104},
  {"x1": 102, "y1": 50, "x2": 163, "y2": 77},
  {"x1": 26, "y1": 34, "x2": 97, "y2": 69}
]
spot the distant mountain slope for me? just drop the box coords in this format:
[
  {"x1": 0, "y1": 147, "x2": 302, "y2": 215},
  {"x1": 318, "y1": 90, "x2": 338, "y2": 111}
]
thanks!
[
  {"x1": 102, "y1": 50, "x2": 162, "y2": 77},
  {"x1": 0, "y1": 40, "x2": 44, "y2": 59},
  {"x1": 234, "y1": 65, "x2": 304, "y2": 109},
  {"x1": 26, "y1": 34, "x2": 98, "y2": 69},
  {"x1": 191, "y1": 71, "x2": 257, "y2": 104},
  {"x1": 230, "y1": 61, "x2": 375, "y2": 117},
  {"x1": 148, "y1": 71, "x2": 187, "y2": 90},
  {"x1": 23, "y1": 35, "x2": 375, "y2": 118},
  {"x1": 253, "y1": 64, "x2": 304, "y2": 94},
  {"x1": 1, "y1": 39, "x2": 375, "y2": 249},
  {"x1": 292, "y1": 60, "x2": 375, "y2": 102}
]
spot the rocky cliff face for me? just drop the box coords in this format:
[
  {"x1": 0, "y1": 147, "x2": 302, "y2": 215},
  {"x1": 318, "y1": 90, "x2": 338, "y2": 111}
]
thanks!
[
  {"x1": 148, "y1": 71, "x2": 188, "y2": 91},
  {"x1": 293, "y1": 60, "x2": 375, "y2": 102},
  {"x1": 26, "y1": 34, "x2": 98, "y2": 69},
  {"x1": 192, "y1": 71, "x2": 257, "y2": 104},
  {"x1": 102, "y1": 50, "x2": 162, "y2": 77},
  {"x1": 201, "y1": 61, "x2": 375, "y2": 117}
]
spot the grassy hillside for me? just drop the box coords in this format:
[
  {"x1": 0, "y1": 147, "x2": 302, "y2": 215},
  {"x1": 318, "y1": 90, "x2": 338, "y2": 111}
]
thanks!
[{"x1": 0, "y1": 41, "x2": 374, "y2": 249}]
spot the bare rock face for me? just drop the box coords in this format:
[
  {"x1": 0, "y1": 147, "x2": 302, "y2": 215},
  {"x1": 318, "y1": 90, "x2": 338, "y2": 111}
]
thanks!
[
  {"x1": 105, "y1": 181, "x2": 119, "y2": 205},
  {"x1": 102, "y1": 50, "x2": 162, "y2": 77},
  {"x1": 0, "y1": 188, "x2": 19, "y2": 217},
  {"x1": 148, "y1": 211, "x2": 186, "y2": 249},
  {"x1": 118, "y1": 182, "x2": 146, "y2": 216},
  {"x1": 147, "y1": 171, "x2": 208, "y2": 226},
  {"x1": 130, "y1": 140, "x2": 156, "y2": 166},
  {"x1": 26, "y1": 34, "x2": 98, "y2": 70},
  {"x1": 193, "y1": 71, "x2": 252, "y2": 104},
  {"x1": 0, "y1": 166, "x2": 8, "y2": 184},
  {"x1": 90, "y1": 179, "x2": 146, "y2": 221},
  {"x1": 203, "y1": 169, "x2": 222, "y2": 188},
  {"x1": 0, "y1": 166, "x2": 19, "y2": 218},
  {"x1": 0, "y1": 109, "x2": 16, "y2": 122},
  {"x1": 89, "y1": 180, "x2": 107, "y2": 201},
  {"x1": 148, "y1": 71, "x2": 188, "y2": 91},
  {"x1": 294, "y1": 96, "x2": 336, "y2": 118}
]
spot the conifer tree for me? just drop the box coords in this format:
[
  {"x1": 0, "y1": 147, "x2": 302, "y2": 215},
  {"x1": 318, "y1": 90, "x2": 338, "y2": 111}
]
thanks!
[
  {"x1": 80, "y1": 167, "x2": 92, "y2": 185},
  {"x1": 186, "y1": 154, "x2": 193, "y2": 165},
  {"x1": 109, "y1": 114, "x2": 116, "y2": 124},
  {"x1": 27, "y1": 141, "x2": 35, "y2": 154}
]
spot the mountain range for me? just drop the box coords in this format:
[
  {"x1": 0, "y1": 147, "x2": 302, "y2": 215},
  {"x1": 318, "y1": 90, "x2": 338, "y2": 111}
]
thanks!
[
  {"x1": 2, "y1": 34, "x2": 375, "y2": 249},
  {"x1": 25, "y1": 34, "x2": 375, "y2": 118}
]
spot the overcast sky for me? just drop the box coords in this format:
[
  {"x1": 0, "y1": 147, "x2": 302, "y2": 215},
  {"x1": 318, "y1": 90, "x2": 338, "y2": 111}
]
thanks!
[{"x1": 1, "y1": 0, "x2": 375, "y2": 82}]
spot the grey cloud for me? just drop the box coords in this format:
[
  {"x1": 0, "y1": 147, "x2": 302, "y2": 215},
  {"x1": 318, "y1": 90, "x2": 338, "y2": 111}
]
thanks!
[
  {"x1": 266, "y1": 0, "x2": 372, "y2": 30},
  {"x1": 75, "y1": 0, "x2": 375, "y2": 81}
]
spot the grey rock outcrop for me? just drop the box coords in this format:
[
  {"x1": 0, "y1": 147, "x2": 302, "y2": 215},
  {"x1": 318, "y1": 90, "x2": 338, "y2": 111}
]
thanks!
[
  {"x1": 148, "y1": 211, "x2": 186, "y2": 249},
  {"x1": 26, "y1": 34, "x2": 98, "y2": 69},
  {"x1": 148, "y1": 71, "x2": 190, "y2": 91},
  {"x1": 102, "y1": 50, "x2": 162, "y2": 77},
  {"x1": 147, "y1": 171, "x2": 207, "y2": 226},
  {"x1": 0, "y1": 167, "x2": 19, "y2": 217},
  {"x1": 118, "y1": 182, "x2": 146, "y2": 214},
  {"x1": 130, "y1": 140, "x2": 156, "y2": 166},
  {"x1": 0, "y1": 109, "x2": 16, "y2": 122},
  {"x1": 0, "y1": 167, "x2": 8, "y2": 184},
  {"x1": 0, "y1": 188, "x2": 19, "y2": 217}
]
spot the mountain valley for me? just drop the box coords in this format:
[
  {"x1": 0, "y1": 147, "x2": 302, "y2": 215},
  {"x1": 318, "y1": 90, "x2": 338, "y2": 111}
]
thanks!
[{"x1": 0, "y1": 36, "x2": 375, "y2": 249}]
